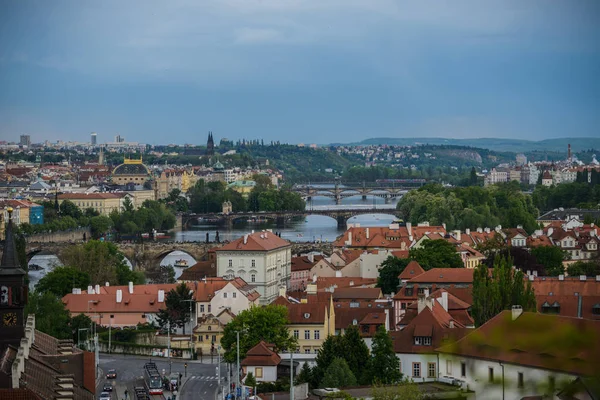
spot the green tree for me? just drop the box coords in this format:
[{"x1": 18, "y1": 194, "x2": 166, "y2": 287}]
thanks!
[
  {"x1": 531, "y1": 246, "x2": 567, "y2": 276},
  {"x1": 321, "y1": 358, "x2": 357, "y2": 389},
  {"x1": 296, "y1": 362, "x2": 315, "y2": 389},
  {"x1": 566, "y1": 261, "x2": 600, "y2": 277},
  {"x1": 70, "y1": 313, "x2": 93, "y2": 343},
  {"x1": 471, "y1": 255, "x2": 536, "y2": 327},
  {"x1": 123, "y1": 196, "x2": 135, "y2": 212},
  {"x1": 220, "y1": 305, "x2": 296, "y2": 363},
  {"x1": 59, "y1": 200, "x2": 83, "y2": 219},
  {"x1": 409, "y1": 239, "x2": 464, "y2": 270},
  {"x1": 469, "y1": 167, "x2": 478, "y2": 186},
  {"x1": 25, "y1": 291, "x2": 72, "y2": 339},
  {"x1": 245, "y1": 372, "x2": 256, "y2": 388},
  {"x1": 156, "y1": 283, "x2": 194, "y2": 334},
  {"x1": 370, "y1": 326, "x2": 401, "y2": 384},
  {"x1": 371, "y1": 381, "x2": 423, "y2": 400},
  {"x1": 313, "y1": 335, "x2": 344, "y2": 388},
  {"x1": 36, "y1": 266, "x2": 91, "y2": 297},
  {"x1": 342, "y1": 325, "x2": 372, "y2": 385},
  {"x1": 90, "y1": 215, "x2": 113, "y2": 238},
  {"x1": 61, "y1": 240, "x2": 130, "y2": 284},
  {"x1": 116, "y1": 263, "x2": 145, "y2": 285},
  {"x1": 377, "y1": 257, "x2": 410, "y2": 295}
]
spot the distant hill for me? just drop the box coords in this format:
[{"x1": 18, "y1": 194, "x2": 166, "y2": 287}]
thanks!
[{"x1": 331, "y1": 137, "x2": 600, "y2": 153}]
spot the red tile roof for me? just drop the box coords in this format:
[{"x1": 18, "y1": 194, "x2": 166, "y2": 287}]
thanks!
[
  {"x1": 437, "y1": 311, "x2": 600, "y2": 375},
  {"x1": 398, "y1": 261, "x2": 425, "y2": 280},
  {"x1": 314, "y1": 277, "x2": 378, "y2": 291},
  {"x1": 333, "y1": 226, "x2": 411, "y2": 249},
  {"x1": 291, "y1": 255, "x2": 322, "y2": 272},
  {"x1": 331, "y1": 287, "x2": 382, "y2": 300},
  {"x1": 58, "y1": 193, "x2": 122, "y2": 200},
  {"x1": 408, "y1": 268, "x2": 474, "y2": 284},
  {"x1": 241, "y1": 341, "x2": 281, "y2": 366},
  {"x1": 178, "y1": 260, "x2": 217, "y2": 281},
  {"x1": 217, "y1": 232, "x2": 291, "y2": 252}
]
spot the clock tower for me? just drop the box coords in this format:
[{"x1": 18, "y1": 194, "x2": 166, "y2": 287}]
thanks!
[{"x1": 0, "y1": 208, "x2": 27, "y2": 354}]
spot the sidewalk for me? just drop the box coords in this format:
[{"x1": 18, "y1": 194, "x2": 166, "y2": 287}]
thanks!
[{"x1": 163, "y1": 375, "x2": 190, "y2": 400}]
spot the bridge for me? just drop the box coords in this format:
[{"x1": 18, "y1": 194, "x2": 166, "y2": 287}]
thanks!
[
  {"x1": 183, "y1": 207, "x2": 402, "y2": 229},
  {"x1": 291, "y1": 180, "x2": 426, "y2": 204}
]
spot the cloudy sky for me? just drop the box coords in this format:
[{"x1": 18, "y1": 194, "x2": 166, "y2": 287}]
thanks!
[{"x1": 1, "y1": 0, "x2": 599, "y2": 145}]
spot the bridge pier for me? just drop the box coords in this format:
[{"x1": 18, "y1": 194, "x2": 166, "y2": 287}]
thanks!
[
  {"x1": 276, "y1": 216, "x2": 286, "y2": 228},
  {"x1": 362, "y1": 195, "x2": 367, "y2": 200},
  {"x1": 336, "y1": 215, "x2": 347, "y2": 229},
  {"x1": 335, "y1": 195, "x2": 341, "y2": 205},
  {"x1": 384, "y1": 195, "x2": 391, "y2": 204}
]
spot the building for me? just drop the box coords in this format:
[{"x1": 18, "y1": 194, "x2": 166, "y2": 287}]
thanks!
[
  {"x1": 206, "y1": 132, "x2": 215, "y2": 156},
  {"x1": 0, "y1": 209, "x2": 95, "y2": 400},
  {"x1": 0, "y1": 200, "x2": 40, "y2": 226},
  {"x1": 542, "y1": 170, "x2": 553, "y2": 186},
  {"x1": 227, "y1": 180, "x2": 256, "y2": 197},
  {"x1": 216, "y1": 232, "x2": 292, "y2": 305},
  {"x1": 516, "y1": 153, "x2": 527, "y2": 166},
  {"x1": 531, "y1": 275, "x2": 600, "y2": 320},
  {"x1": 241, "y1": 341, "x2": 281, "y2": 383},
  {"x1": 193, "y1": 314, "x2": 225, "y2": 358},
  {"x1": 110, "y1": 157, "x2": 151, "y2": 186},
  {"x1": 90, "y1": 132, "x2": 97, "y2": 146},
  {"x1": 484, "y1": 168, "x2": 509, "y2": 186},
  {"x1": 437, "y1": 308, "x2": 600, "y2": 400},
  {"x1": 333, "y1": 224, "x2": 412, "y2": 251},
  {"x1": 156, "y1": 168, "x2": 198, "y2": 199},
  {"x1": 58, "y1": 193, "x2": 123, "y2": 216},
  {"x1": 208, "y1": 277, "x2": 260, "y2": 318},
  {"x1": 19, "y1": 135, "x2": 31, "y2": 147},
  {"x1": 290, "y1": 255, "x2": 322, "y2": 291}
]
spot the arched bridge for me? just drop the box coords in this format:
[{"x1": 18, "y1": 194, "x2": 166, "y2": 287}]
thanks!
[
  {"x1": 291, "y1": 180, "x2": 426, "y2": 204},
  {"x1": 183, "y1": 208, "x2": 402, "y2": 229}
]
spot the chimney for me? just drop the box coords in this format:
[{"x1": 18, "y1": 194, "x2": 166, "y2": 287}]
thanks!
[
  {"x1": 95, "y1": 284, "x2": 100, "y2": 294},
  {"x1": 526, "y1": 270, "x2": 531, "y2": 276},
  {"x1": 577, "y1": 293, "x2": 583, "y2": 318},
  {"x1": 306, "y1": 283, "x2": 317, "y2": 295},
  {"x1": 251, "y1": 230, "x2": 254, "y2": 234},
  {"x1": 335, "y1": 270, "x2": 342, "y2": 278},
  {"x1": 424, "y1": 289, "x2": 430, "y2": 298},
  {"x1": 477, "y1": 227, "x2": 483, "y2": 233},
  {"x1": 346, "y1": 231, "x2": 352, "y2": 246},
  {"x1": 87, "y1": 285, "x2": 93, "y2": 294},
  {"x1": 528, "y1": 275, "x2": 534, "y2": 281},
  {"x1": 105, "y1": 282, "x2": 110, "y2": 286},
  {"x1": 72, "y1": 288, "x2": 78, "y2": 294},
  {"x1": 442, "y1": 223, "x2": 446, "y2": 230},
  {"x1": 417, "y1": 294, "x2": 426, "y2": 314},
  {"x1": 158, "y1": 290, "x2": 165, "y2": 303},
  {"x1": 454, "y1": 230, "x2": 461, "y2": 241},
  {"x1": 511, "y1": 305, "x2": 523, "y2": 320},
  {"x1": 465, "y1": 228, "x2": 470, "y2": 235},
  {"x1": 484, "y1": 227, "x2": 490, "y2": 234},
  {"x1": 265, "y1": 231, "x2": 268, "y2": 238},
  {"x1": 128, "y1": 281, "x2": 134, "y2": 294},
  {"x1": 308, "y1": 254, "x2": 314, "y2": 263},
  {"x1": 533, "y1": 270, "x2": 538, "y2": 277},
  {"x1": 580, "y1": 275, "x2": 587, "y2": 281},
  {"x1": 116, "y1": 289, "x2": 122, "y2": 303},
  {"x1": 406, "y1": 222, "x2": 412, "y2": 236},
  {"x1": 559, "y1": 274, "x2": 564, "y2": 281},
  {"x1": 244, "y1": 234, "x2": 248, "y2": 244},
  {"x1": 384, "y1": 309, "x2": 390, "y2": 331},
  {"x1": 449, "y1": 320, "x2": 454, "y2": 329},
  {"x1": 596, "y1": 275, "x2": 600, "y2": 281},
  {"x1": 366, "y1": 228, "x2": 370, "y2": 239},
  {"x1": 441, "y1": 291, "x2": 449, "y2": 312},
  {"x1": 547, "y1": 227, "x2": 554, "y2": 236}
]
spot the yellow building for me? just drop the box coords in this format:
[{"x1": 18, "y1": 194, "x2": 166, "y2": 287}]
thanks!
[
  {"x1": 124, "y1": 190, "x2": 156, "y2": 209},
  {"x1": 226, "y1": 180, "x2": 256, "y2": 198},
  {"x1": 193, "y1": 315, "x2": 225, "y2": 358},
  {"x1": 156, "y1": 168, "x2": 199, "y2": 199},
  {"x1": 111, "y1": 157, "x2": 151, "y2": 186},
  {"x1": 0, "y1": 200, "x2": 31, "y2": 226},
  {"x1": 273, "y1": 293, "x2": 335, "y2": 354},
  {"x1": 58, "y1": 193, "x2": 123, "y2": 216}
]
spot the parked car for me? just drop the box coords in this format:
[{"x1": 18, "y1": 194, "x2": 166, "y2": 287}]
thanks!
[{"x1": 106, "y1": 369, "x2": 117, "y2": 379}]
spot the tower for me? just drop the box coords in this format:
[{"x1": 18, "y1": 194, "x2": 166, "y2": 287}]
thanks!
[
  {"x1": 0, "y1": 208, "x2": 28, "y2": 354},
  {"x1": 568, "y1": 143, "x2": 572, "y2": 160},
  {"x1": 207, "y1": 131, "x2": 215, "y2": 156},
  {"x1": 91, "y1": 132, "x2": 97, "y2": 146},
  {"x1": 98, "y1": 145, "x2": 104, "y2": 165}
]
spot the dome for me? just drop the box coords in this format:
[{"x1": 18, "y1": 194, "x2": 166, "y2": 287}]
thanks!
[
  {"x1": 112, "y1": 162, "x2": 150, "y2": 176},
  {"x1": 213, "y1": 161, "x2": 225, "y2": 171}
]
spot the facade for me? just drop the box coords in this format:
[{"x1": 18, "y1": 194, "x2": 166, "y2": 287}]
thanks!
[
  {"x1": 209, "y1": 278, "x2": 260, "y2": 317},
  {"x1": 241, "y1": 341, "x2": 280, "y2": 383},
  {"x1": 227, "y1": 180, "x2": 256, "y2": 197},
  {"x1": 484, "y1": 168, "x2": 508, "y2": 186},
  {"x1": 0, "y1": 200, "x2": 34, "y2": 226},
  {"x1": 58, "y1": 193, "x2": 123, "y2": 216},
  {"x1": 19, "y1": 135, "x2": 31, "y2": 147},
  {"x1": 291, "y1": 255, "x2": 322, "y2": 291},
  {"x1": 111, "y1": 157, "x2": 151, "y2": 186},
  {"x1": 437, "y1": 309, "x2": 600, "y2": 400},
  {"x1": 156, "y1": 168, "x2": 198, "y2": 199},
  {"x1": 193, "y1": 314, "x2": 225, "y2": 357},
  {"x1": 542, "y1": 170, "x2": 553, "y2": 186},
  {"x1": 216, "y1": 232, "x2": 292, "y2": 305}
]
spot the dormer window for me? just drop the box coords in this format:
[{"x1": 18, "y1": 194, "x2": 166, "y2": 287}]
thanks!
[
  {"x1": 541, "y1": 301, "x2": 561, "y2": 314},
  {"x1": 593, "y1": 304, "x2": 600, "y2": 316},
  {"x1": 350, "y1": 301, "x2": 359, "y2": 308},
  {"x1": 352, "y1": 319, "x2": 358, "y2": 325},
  {"x1": 414, "y1": 336, "x2": 432, "y2": 346},
  {"x1": 304, "y1": 313, "x2": 311, "y2": 319}
]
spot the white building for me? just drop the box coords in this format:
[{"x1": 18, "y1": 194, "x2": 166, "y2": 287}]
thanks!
[
  {"x1": 216, "y1": 231, "x2": 292, "y2": 305},
  {"x1": 484, "y1": 168, "x2": 508, "y2": 186},
  {"x1": 241, "y1": 341, "x2": 281, "y2": 382},
  {"x1": 209, "y1": 278, "x2": 260, "y2": 316},
  {"x1": 437, "y1": 308, "x2": 600, "y2": 400}
]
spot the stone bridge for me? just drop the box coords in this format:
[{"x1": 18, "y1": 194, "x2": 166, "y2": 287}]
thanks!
[
  {"x1": 183, "y1": 207, "x2": 402, "y2": 229},
  {"x1": 291, "y1": 180, "x2": 426, "y2": 204}
]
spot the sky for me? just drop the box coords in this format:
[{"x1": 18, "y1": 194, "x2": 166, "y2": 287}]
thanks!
[{"x1": 0, "y1": 0, "x2": 599, "y2": 145}]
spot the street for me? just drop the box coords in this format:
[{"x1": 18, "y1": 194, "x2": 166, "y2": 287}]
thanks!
[{"x1": 95, "y1": 354, "x2": 233, "y2": 400}]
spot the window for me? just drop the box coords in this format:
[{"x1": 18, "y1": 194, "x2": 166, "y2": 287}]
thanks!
[
  {"x1": 212, "y1": 335, "x2": 216, "y2": 342},
  {"x1": 200, "y1": 305, "x2": 205, "y2": 313},
  {"x1": 233, "y1": 292, "x2": 237, "y2": 298},
  {"x1": 488, "y1": 367, "x2": 494, "y2": 383},
  {"x1": 518, "y1": 372, "x2": 524, "y2": 388},
  {"x1": 405, "y1": 288, "x2": 413, "y2": 296},
  {"x1": 446, "y1": 360, "x2": 452, "y2": 375},
  {"x1": 255, "y1": 367, "x2": 263, "y2": 378},
  {"x1": 428, "y1": 363, "x2": 436, "y2": 378},
  {"x1": 208, "y1": 305, "x2": 211, "y2": 313},
  {"x1": 350, "y1": 301, "x2": 360, "y2": 308},
  {"x1": 228, "y1": 259, "x2": 232, "y2": 267},
  {"x1": 362, "y1": 325, "x2": 369, "y2": 334},
  {"x1": 461, "y1": 362, "x2": 466, "y2": 378},
  {"x1": 414, "y1": 336, "x2": 432, "y2": 346},
  {"x1": 401, "y1": 303, "x2": 407, "y2": 310},
  {"x1": 412, "y1": 363, "x2": 421, "y2": 378},
  {"x1": 305, "y1": 349, "x2": 311, "y2": 354},
  {"x1": 417, "y1": 288, "x2": 426, "y2": 295},
  {"x1": 314, "y1": 330, "x2": 320, "y2": 340},
  {"x1": 252, "y1": 260, "x2": 256, "y2": 267},
  {"x1": 293, "y1": 330, "x2": 299, "y2": 339},
  {"x1": 208, "y1": 326, "x2": 212, "y2": 331},
  {"x1": 224, "y1": 292, "x2": 228, "y2": 298},
  {"x1": 593, "y1": 305, "x2": 600, "y2": 315},
  {"x1": 251, "y1": 274, "x2": 256, "y2": 283},
  {"x1": 304, "y1": 330, "x2": 310, "y2": 340}
]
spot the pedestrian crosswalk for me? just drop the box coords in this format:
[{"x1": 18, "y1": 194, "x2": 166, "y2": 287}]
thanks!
[{"x1": 189, "y1": 375, "x2": 220, "y2": 381}]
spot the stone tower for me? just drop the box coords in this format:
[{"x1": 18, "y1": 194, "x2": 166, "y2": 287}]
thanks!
[{"x1": 207, "y1": 131, "x2": 215, "y2": 156}]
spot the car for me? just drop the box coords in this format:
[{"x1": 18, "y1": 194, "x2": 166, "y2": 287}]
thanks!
[
  {"x1": 102, "y1": 384, "x2": 113, "y2": 392},
  {"x1": 99, "y1": 392, "x2": 111, "y2": 400},
  {"x1": 105, "y1": 369, "x2": 117, "y2": 379}
]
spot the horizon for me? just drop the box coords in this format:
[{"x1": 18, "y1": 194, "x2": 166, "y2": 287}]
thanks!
[{"x1": 1, "y1": 1, "x2": 599, "y2": 144}]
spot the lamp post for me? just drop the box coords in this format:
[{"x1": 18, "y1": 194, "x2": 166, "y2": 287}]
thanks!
[
  {"x1": 236, "y1": 331, "x2": 240, "y2": 400},
  {"x1": 182, "y1": 299, "x2": 195, "y2": 359},
  {"x1": 168, "y1": 320, "x2": 172, "y2": 374}
]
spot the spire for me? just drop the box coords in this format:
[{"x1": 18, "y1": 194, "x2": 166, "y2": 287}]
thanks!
[{"x1": 0, "y1": 208, "x2": 24, "y2": 273}]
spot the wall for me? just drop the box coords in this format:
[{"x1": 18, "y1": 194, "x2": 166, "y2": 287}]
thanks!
[
  {"x1": 98, "y1": 341, "x2": 192, "y2": 359},
  {"x1": 28, "y1": 227, "x2": 91, "y2": 243},
  {"x1": 397, "y1": 353, "x2": 439, "y2": 382},
  {"x1": 438, "y1": 354, "x2": 577, "y2": 400},
  {"x1": 210, "y1": 282, "x2": 252, "y2": 317},
  {"x1": 359, "y1": 250, "x2": 392, "y2": 280},
  {"x1": 245, "y1": 365, "x2": 278, "y2": 382}
]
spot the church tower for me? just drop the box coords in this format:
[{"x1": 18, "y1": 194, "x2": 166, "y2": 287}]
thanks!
[
  {"x1": 0, "y1": 208, "x2": 28, "y2": 354},
  {"x1": 206, "y1": 131, "x2": 215, "y2": 156}
]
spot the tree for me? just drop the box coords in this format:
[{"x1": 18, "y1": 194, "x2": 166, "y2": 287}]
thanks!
[
  {"x1": 61, "y1": 240, "x2": 131, "y2": 285},
  {"x1": 341, "y1": 325, "x2": 371, "y2": 385},
  {"x1": 245, "y1": 372, "x2": 256, "y2": 388},
  {"x1": 371, "y1": 381, "x2": 423, "y2": 400},
  {"x1": 471, "y1": 255, "x2": 536, "y2": 327},
  {"x1": 59, "y1": 200, "x2": 83, "y2": 219},
  {"x1": 370, "y1": 326, "x2": 401, "y2": 384},
  {"x1": 25, "y1": 291, "x2": 72, "y2": 339},
  {"x1": 116, "y1": 263, "x2": 145, "y2": 285},
  {"x1": 566, "y1": 261, "x2": 600, "y2": 277},
  {"x1": 156, "y1": 283, "x2": 194, "y2": 334},
  {"x1": 469, "y1": 167, "x2": 478, "y2": 186},
  {"x1": 36, "y1": 266, "x2": 91, "y2": 297},
  {"x1": 531, "y1": 246, "x2": 567, "y2": 276},
  {"x1": 90, "y1": 215, "x2": 113, "y2": 238},
  {"x1": 377, "y1": 257, "x2": 410, "y2": 295},
  {"x1": 313, "y1": 335, "x2": 344, "y2": 388},
  {"x1": 220, "y1": 305, "x2": 296, "y2": 363},
  {"x1": 409, "y1": 240, "x2": 464, "y2": 270},
  {"x1": 70, "y1": 313, "x2": 93, "y2": 343},
  {"x1": 321, "y1": 358, "x2": 357, "y2": 388},
  {"x1": 296, "y1": 362, "x2": 315, "y2": 389}
]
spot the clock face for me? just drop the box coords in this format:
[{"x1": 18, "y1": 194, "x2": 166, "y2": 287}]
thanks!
[{"x1": 3, "y1": 312, "x2": 17, "y2": 327}]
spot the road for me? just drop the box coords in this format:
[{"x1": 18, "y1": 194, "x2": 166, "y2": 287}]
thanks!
[{"x1": 95, "y1": 354, "x2": 232, "y2": 400}]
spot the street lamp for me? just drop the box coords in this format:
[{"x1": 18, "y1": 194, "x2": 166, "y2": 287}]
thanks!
[{"x1": 182, "y1": 298, "x2": 195, "y2": 359}]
